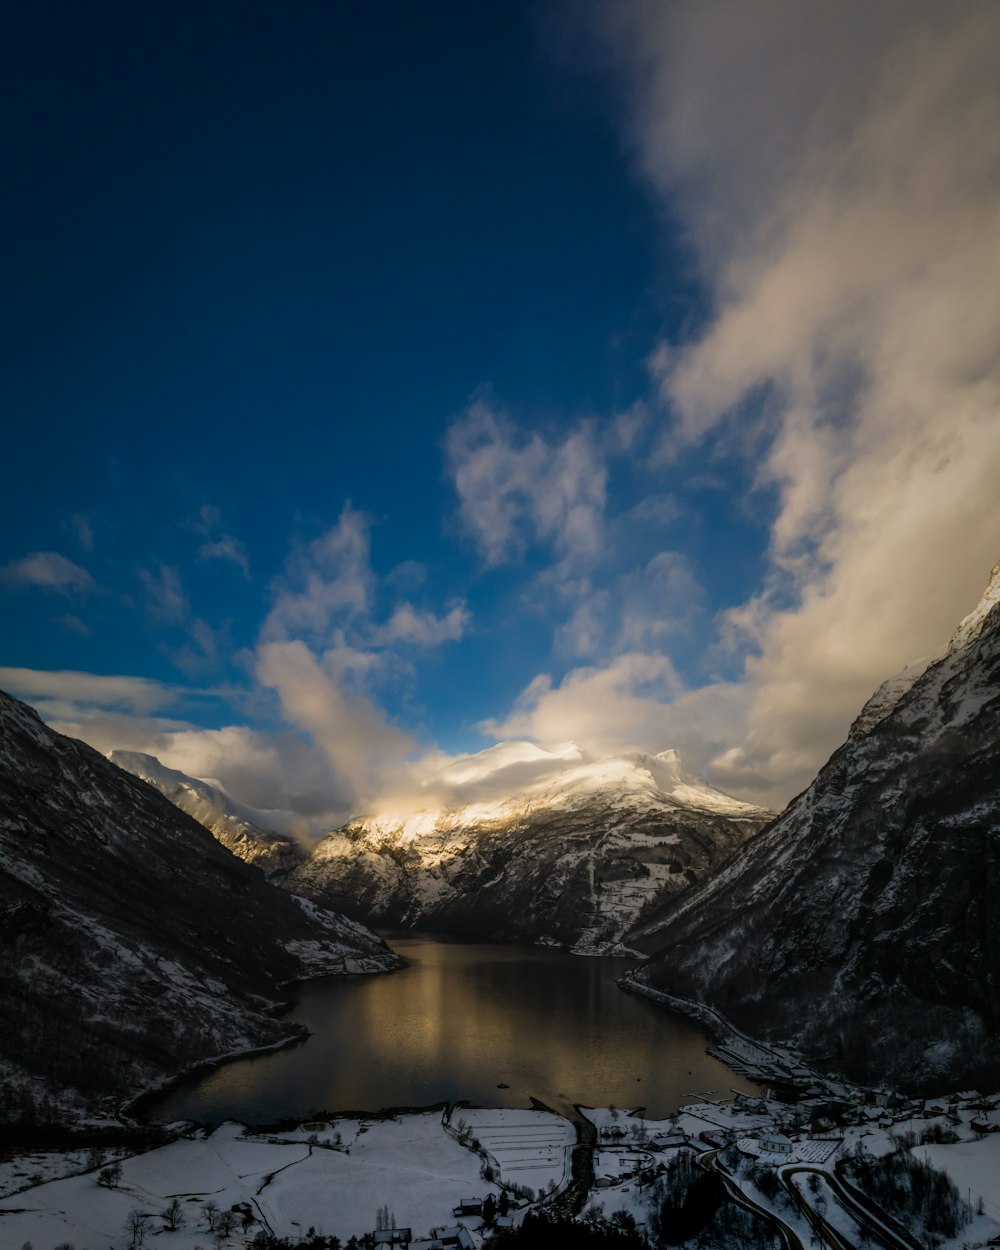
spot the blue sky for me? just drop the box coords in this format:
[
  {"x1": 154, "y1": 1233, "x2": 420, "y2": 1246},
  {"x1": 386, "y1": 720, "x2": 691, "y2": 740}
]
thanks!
[{"x1": 4, "y1": 1, "x2": 1000, "y2": 824}]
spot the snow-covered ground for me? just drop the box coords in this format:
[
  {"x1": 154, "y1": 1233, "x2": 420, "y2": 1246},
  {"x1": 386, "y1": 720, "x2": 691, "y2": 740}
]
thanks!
[
  {"x1": 4, "y1": 1098, "x2": 1000, "y2": 1249},
  {"x1": 0, "y1": 1115, "x2": 498, "y2": 1249},
  {"x1": 917, "y1": 1133, "x2": 1000, "y2": 1223},
  {"x1": 449, "y1": 1107, "x2": 574, "y2": 1197}
]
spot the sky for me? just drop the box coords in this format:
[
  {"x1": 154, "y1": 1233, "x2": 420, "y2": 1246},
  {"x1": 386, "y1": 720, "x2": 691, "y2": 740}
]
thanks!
[{"x1": 3, "y1": 0, "x2": 1000, "y2": 827}]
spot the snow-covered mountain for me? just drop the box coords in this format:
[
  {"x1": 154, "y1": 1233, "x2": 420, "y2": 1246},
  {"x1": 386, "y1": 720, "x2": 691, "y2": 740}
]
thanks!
[
  {"x1": 0, "y1": 691, "x2": 400, "y2": 1127},
  {"x1": 283, "y1": 745, "x2": 772, "y2": 953},
  {"x1": 626, "y1": 561, "x2": 1000, "y2": 1088},
  {"x1": 109, "y1": 749, "x2": 307, "y2": 878}
]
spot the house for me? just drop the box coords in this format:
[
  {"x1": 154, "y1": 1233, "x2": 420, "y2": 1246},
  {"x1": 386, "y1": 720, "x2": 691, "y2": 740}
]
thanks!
[
  {"x1": 759, "y1": 1132, "x2": 794, "y2": 1156},
  {"x1": 433, "y1": 1227, "x2": 476, "y2": 1250},
  {"x1": 698, "y1": 1130, "x2": 728, "y2": 1150},
  {"x1": 373, "y1": 1230, "x2": 413, "y2": 1247},
  {"x1": 454, "y1": 1199, "x2": 483, "y2": 1217}
]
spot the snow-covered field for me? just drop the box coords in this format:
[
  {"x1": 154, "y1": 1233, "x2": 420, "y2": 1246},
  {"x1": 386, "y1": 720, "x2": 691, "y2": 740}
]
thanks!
[
  {"x1": 918, "y1": 1133, "x2": 1000, "y2": 1222},
  {"x1": 0, "y1": 1115, "x2": 498, "y2": 1249},
  {"x1": 4, "y1": 1100, "x2": 1000, "y2": 1250},
  {"x1": 450, "y1": 1107, "x2": 574, "y2": 1196}
]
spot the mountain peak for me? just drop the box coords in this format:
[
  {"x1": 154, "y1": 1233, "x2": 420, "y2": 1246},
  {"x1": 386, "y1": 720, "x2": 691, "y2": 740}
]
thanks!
[{"x1": 951, "y1": 558, "x2": 1000, "y2": 651}]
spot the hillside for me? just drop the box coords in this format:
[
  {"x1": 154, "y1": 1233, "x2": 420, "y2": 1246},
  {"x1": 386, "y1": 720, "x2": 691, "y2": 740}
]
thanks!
[
  {"x1": 0, "y1": 691, "x2": 400, "y2": 1126},
  {"x1": 626, "y1": 562, "x2": 1000, "y2": 1088}
]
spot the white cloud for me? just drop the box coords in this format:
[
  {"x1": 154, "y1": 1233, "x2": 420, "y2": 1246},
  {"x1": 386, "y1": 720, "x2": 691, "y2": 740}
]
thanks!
[
  {"x1": 262, "y1": 504, "x2": 374, "y2": 644},
  {"x1": 0, "y1": 666, "x2": 180, "y2": 716},
  {"x1": 371, "y1": 601, "x2": 470, "y2": 648},
  {"x1": 582, "y1": 0, "x2": 1000, "y2": 802},
  {"x1": 556, "y1": 551, "x2": 704, "y2": 660},
  {"x1": 481, "y1": 652, "x2": 684, "y2": 758},
  {"x1": 0, "y1": 551, "x2": 96, "y2": 595},
  {"x1": 446, "y1": 396, "x2": 607, "y2": 569},
  {"x1": 257, "y1": 640, "x2": 414, "y2": 814}
]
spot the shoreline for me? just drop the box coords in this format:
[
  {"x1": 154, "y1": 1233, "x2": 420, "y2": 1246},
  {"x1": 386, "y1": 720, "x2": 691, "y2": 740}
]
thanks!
[{"x1": 616, "y1": 974, "x2": 847, "y2": 1097}]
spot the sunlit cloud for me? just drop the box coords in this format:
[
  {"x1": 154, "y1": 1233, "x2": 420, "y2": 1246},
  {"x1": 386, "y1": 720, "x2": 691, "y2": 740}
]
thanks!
[
  {"x1": 0, "y1": 666, "x2": 181, "y2": 716},
  {"x1": 580, "y1": 0, "x2": 1000, "y2": 802},
  {"x1": 257, "y1": 639, "x2": 414, "y2": 815},
  {"x1": 481, "y1": 651, "x2": 684, "y2": 758}
]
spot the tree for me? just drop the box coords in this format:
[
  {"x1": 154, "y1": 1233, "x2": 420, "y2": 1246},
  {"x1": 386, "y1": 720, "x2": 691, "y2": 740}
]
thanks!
[
  {"x1": 498, "y1": 1190, "x2": 510, "y2": 1217},
  {"x1": 203, "y1": 1198, "x2": 220, "y2": 1231},
  {"x1": 216, "y1": 1208, "x2": 237, "y2": 1238},
  {"x1": 161, "y1": 1197, "x2": 185, "y2": 1231},
  {"x1": 125, "y1": 1208, "x2": 151, "y2": 1247},
  {"x1": 483, "y1": 1193, "x2": 497, "y2": 1225},
  {"x1": 98, "y1": 1160, "x2": 123, "y2": 1188}
]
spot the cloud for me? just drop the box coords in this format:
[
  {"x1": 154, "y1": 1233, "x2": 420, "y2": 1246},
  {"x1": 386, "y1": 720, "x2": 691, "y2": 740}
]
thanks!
[
  {"x1": 446, "y1": 396, "x2": 607, "y2": 569},
  {"x1": 56, "y1": 614, "x2": 91, "y2": 636},
  {"x1": 582, "y1": 0, "x2": 1000, "y2": 803},
  {"x1": 193, "y1": 505, "x2": 250, "y2": 578},
  {"x1": 0, "y1": 666, "x2": 183, "y2": 716},
  {"x1": 0, "y1": 551, "x2": 96, "y2": 595},
  {"x1": 2, "y1": 664, "x2": 353, "y2": 829},
  {"x1": 555, "y1": 551, "x2": 705, "y2": 660},
  {"x1": 257, "y1": 639, "x2": 414, "y2": 814},
  {"x1": 262, "y1": 504, "x2": 374, "y2": 644},
  {"x1": 138, "y1": 563, "x2": 222, "y2": 676},
  {"x1": 68, "y1": 514, "x2": 95, "y2": 553},
  {"x1": 481, "y1": 652, "x2": 684, "y2": 757},
  {"x1": 370, "y1": 601, "x2": 470, "y2": 648}
]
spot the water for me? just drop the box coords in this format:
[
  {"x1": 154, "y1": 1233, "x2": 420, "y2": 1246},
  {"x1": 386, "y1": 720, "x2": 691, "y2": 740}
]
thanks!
[{"x1": 147, "y1": 934, "x2": 758, "y2": 1125}]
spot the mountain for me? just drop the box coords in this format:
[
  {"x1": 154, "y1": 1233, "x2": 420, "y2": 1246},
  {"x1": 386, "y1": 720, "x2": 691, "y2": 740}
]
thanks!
[
  {"x1": 0, "y1": 691, "x2": 400, "y2": 1127},
  {"x1": 282, "y1": 744, "x2": 772, "y2": 953},
  {"x1": 625, "y1": 561, "x2": 1000, "y2": 1089},
  {"x1": 109, "y1": 749, "x2": 306, "y2": 878}
]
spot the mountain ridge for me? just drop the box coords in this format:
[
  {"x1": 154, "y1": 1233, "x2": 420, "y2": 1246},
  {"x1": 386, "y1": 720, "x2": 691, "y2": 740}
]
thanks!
[
  {"x1": 0, "y1": 690, "x2": 400, "y2": 1126},
  {"x1": 625, "y1": 560, "x2": 1000, "y2": 1088}
]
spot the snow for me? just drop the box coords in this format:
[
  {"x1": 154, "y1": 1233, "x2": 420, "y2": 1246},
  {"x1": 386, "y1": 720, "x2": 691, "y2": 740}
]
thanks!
[
  {"x1": 917, "y1": 1134, "x2": 1000, "y2": 1222},
  {"x1": 450, "y1": 1107, "x2": 574, "y2": 1196},
  {"x1": 366, "y1": 742, "x2": 770, "y2": 833},
  {"x1": 0, "y1": 1114, "x2": 499, "y2": 1248},
  {"x1": 5, "y1": 1092, "x2": 1000, "y2": 1250}
]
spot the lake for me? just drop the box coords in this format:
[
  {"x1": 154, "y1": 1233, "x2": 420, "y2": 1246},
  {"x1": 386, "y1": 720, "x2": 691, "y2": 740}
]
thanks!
[{"x1": 147, "y1": 933, "x2": 758, "y2": 1125}]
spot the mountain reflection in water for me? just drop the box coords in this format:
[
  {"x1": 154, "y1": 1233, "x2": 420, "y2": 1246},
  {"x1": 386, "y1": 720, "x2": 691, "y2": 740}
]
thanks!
[{"x1": 148, "y1": 934, "x2": 760, "y2": 1125}]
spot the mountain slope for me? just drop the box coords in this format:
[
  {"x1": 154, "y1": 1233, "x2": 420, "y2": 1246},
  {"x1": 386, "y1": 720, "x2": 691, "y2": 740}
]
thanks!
[
  {"x1": 109, "y1": 749, "x2": 306, "y2": 878},
  {"x1": 626, "y1": 562, "x2": 1000, "y2": 1088},
  {"x1": 0, "y1": 691, "x2": 400, "y2": 1126},
  {"x1": 283, "y1": 747, "x2": 772, "y2": 953}
]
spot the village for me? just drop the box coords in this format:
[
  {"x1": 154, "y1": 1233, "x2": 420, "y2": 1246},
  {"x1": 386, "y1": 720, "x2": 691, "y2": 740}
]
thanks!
[{"x1": 3, "y1": 1075, "x2": 1000, "y2": 1250}]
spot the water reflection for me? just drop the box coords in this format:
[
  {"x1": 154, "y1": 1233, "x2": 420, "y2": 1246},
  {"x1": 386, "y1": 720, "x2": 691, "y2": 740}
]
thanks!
[{"x1": 148, "y1": 934, "x2": 758, "y2": 1125}]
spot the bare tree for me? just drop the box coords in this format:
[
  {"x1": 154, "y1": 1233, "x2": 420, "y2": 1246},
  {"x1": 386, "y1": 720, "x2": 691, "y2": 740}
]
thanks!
[
  {"x1": 203, "y1": 1198, "x2": 220, "y2": 1231},
  {"x1": 98, "y1": 1160, "x2": 122, "y2": 1188},
  {"x1": 161, "y1": 1197, "x2": 185, "y2": 1231},
  {"x1": 125, "y1": 1208, "x2": 151, "y2": 1247},
  {"x1": 216, "y1": 1208, "x2": 237, "y2": 1238}
]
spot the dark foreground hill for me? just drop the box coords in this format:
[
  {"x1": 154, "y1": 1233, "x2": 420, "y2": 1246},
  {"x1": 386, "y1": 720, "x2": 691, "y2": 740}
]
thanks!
[
  {"x1": 0, "y1": 691, "x2": 400, "y2": 1126},
  {"x1": 626, "y1": 562, "x2": 1000, "y2": 1088}
]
